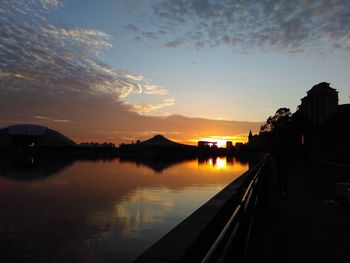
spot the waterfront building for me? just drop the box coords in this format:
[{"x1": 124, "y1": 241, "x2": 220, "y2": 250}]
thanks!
[
  {"x1": 0, "y1": 124, "x2": 75, "y2": 147},
  {"x1": 198, "y1": 141, "x2": 218, "y2": 148},
  {"x1": 298, "y1": 82, "x2": 338, "y2": 126},
  {"x1": 226, "y1": 141, "x2": 233, "y2": 150},
  {"x1": 248, "y1": 130, "x2": 253, "y2": 143}
]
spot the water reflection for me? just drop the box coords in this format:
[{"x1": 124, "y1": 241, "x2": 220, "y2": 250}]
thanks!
[
  {"x1": 0, "y1": 156, "x2": 74, "y2": 181},
  {"x1": 197, "y1": 156, "x2": 248, "y2": 171},
  {"x1": 0, "y1": 156, "x2": 249, "y2": 262},
  {"x1": 120, "y1": 156, "x2": 249, "y2": 174},
  {"x1": 0, "y1": 156, "x2": 249, "y2": 180},
  {"x1": 118, "y1": 155, "x2": 194, "y2": 173}
]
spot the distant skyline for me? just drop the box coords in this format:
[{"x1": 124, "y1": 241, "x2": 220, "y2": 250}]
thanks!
[{"x1": 1, "y1": 0, "x2": 350, "y2": 145}]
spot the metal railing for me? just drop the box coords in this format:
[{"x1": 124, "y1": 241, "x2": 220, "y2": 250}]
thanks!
[{"x1": 201, "y1": 158, "x2": 267, "y2": 263}]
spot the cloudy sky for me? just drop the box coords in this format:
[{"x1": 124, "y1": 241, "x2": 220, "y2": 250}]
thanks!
[{"x1": 1, "y1": 0, "x2": 350, "y2": 145}]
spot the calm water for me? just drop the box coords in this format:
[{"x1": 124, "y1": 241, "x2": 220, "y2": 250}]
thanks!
[{"x1": 0, "y1": 156, "x2": 249, "y2": 263}]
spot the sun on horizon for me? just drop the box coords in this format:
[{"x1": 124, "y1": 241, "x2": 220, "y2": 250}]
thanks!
[{"x1": 187, "y1": 135, "x2": 248, "y2": 148}]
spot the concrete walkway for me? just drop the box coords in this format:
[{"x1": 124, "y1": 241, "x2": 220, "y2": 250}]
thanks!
[{"x1": 249, "y1": 157, "x2": 350, "y2": 263}]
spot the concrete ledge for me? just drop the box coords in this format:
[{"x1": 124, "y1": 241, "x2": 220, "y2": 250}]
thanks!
[{"x1": 134, "y1": 159, "x2": 266, "y2": 263}]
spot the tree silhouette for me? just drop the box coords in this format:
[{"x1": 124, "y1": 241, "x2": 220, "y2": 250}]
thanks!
[{"x1": 260, "y1": 108, "x2": 292, "y2": 134}]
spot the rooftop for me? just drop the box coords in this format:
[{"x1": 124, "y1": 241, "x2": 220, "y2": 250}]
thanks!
[
  {"x1": 307, "y1": 82, "x2": 337, "y2": 96},
  {"x1": 8, "y1": 124, "x2": 47, "y2": 136}
]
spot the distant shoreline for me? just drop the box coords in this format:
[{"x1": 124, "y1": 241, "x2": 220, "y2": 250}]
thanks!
[{"x1": 0, "y1": 145, "x2": 253, "y2": 160}]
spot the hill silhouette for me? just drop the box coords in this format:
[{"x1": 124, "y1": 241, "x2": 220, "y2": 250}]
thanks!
[{"x1": 136, "y1": 135, "x2": 187, "y2": 147}]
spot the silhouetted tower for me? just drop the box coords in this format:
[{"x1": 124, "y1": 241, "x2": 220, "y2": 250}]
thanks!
[
  {"x1": 298, "y1": 82, "x2": 338, "y2": 126},
  {"x1": 248, "y1": 130, "x2": 253, "y2": 143}
]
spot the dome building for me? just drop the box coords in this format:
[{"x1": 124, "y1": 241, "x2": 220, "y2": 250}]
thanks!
[{"x1": 0, "y1": 124, "x2": 75, "y2": 147}]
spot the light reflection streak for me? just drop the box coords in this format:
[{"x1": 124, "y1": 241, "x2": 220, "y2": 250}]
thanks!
[
  {"x1": 111, "y1": 188, "x2": 175, "y2": 239},
  {"x1": 0, "y1": 157, "x2": 250, "y2": 262},
  {"x1": 196, "y1": 156, "x2": 248, "y2": 172},
  {"x1": 90, "y1": 157, "x2": 249, "y2": 240}
]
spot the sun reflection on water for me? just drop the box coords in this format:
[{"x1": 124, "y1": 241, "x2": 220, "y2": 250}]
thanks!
[
  {"x1": 196, "y1": 156, "x2": 248, "y2": 172},
  {"x1": 0, "y1": 156, "x2": 250, "y2": 262},
  {"x1": 209, "y1": 157, "x2": 226, "y2": 169}
]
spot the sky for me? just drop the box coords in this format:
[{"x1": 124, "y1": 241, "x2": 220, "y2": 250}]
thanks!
[{"x1": 1, "y1": 0, "x2": 350, "y2": 145}]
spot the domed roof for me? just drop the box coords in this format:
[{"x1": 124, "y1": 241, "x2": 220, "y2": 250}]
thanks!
[
  {"x1": 8, "y1": 124, "x2": 47, "y2": 136},
  {"x1": 0, "y1": 124, "x2": 75, "y2": 147}
]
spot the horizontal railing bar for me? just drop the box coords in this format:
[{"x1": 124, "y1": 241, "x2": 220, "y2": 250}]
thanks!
[
  {"x1": 217, "y1": 221, "x2": 241, "y2": 263},
  {"x1": 201, "y1": 205, "x2": 242, "y2": 263},
  {"x1": 201, "y1": 158, "x2": 267, "y2": 263}
]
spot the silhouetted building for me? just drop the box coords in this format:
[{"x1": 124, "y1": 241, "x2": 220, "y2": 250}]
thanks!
[
  {"x1": 313, "y1": 102, "x2": 350, "y2": 163},
  {"x1": 299, "y1": 82, "x2": 338, "y2": 126},
  {"x1": 235, "y1": 142, "x2": 243, "y2": 150},
  {"x1": 226, "y1": 141, "x2": 233, "y2": 150},
  {"x1": 247, "y1": 130, "x2": 271, "y2": 152},
  {"x1": 0, "y1": 124, "x2": 75, "y2": 147},
  {"x1": 198, "y1": 141, "x2": 218, "y2": 148},
  {"x1": 248, "y1": 130, "x2": 261, "y2": 145},
  {"x1": 248, "y1": 130, "x2": 253, "y2": 143},
  {"x1": 80, "y1": 142, "x2": 115, "y2": 148}
]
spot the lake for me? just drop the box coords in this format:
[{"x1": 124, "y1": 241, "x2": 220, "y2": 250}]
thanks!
[{"x1": 0, "y1": 156, "x2": 249, "y2": 262}]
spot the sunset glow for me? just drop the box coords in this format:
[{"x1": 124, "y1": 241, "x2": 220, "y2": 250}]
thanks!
[
  {"x1": 201, "y1": 138, "x2": 227, "y2": 148},
  {"x1": 188, "y1": 135, "x2": 248, "y2": 148},
  {"x1": 1, "y1": 1, "x2": 349, "y2": 145},
  {"x1": 209, "y1": 157, "x2": 227, "y2": 169},
  {"x1": 194, "y1": 156, "x2": 249, "y2": 172},
  {"x1": 2, "y1": 1, "x2": 350, "y2": 263}
]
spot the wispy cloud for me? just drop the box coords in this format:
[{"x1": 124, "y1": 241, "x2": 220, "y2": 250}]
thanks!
[
  {"x1": 124, "y1": 24, "x2": 140, "y2": 32},
  {"x1": 127, "y1": 0, "x2": 350, "y2": 54},
  {"x1": 35, "y1": 116, "x2": 71, "y2": 123},
  {"x1": 164, "y1": 39, "x2": 184, "y2": 48},
  {"x1": 0, "y1": 0, "x2": 173, "y2": 116},
  {"x1": 0, "y1": 0, "x2": 263, "y2": 145},
  {"x1": 144, "y1": 84, "x2": 168, "y2": 95},
  {"x1": 124, "y1": 98, "x2": 175, "y2": 115},
  {"x1": 40, "y1": 0, "x2": 61, "y2": 9}
]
